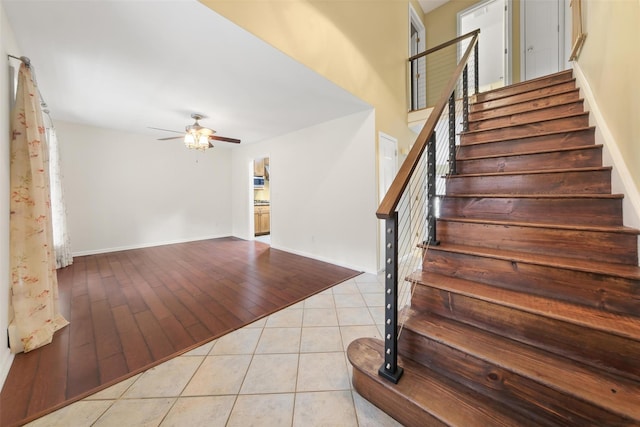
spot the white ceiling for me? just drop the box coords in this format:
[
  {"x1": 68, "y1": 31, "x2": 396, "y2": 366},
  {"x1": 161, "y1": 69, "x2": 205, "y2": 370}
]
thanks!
[
  {"x1": 418, "y1": 0, "x2": 449, "y2": 14},
  {"x1": 4, "y1": 0, "x2": 370, "y2": 145}
]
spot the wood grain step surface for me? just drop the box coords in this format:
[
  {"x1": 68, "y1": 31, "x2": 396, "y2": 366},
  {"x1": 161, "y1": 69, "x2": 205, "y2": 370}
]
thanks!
[
  {"x1": 468, "y1": 101, "x2": 585, "y2": 132},
  {"x1": 410, "y1": 272, "x2": 640, "y2": 381},
  {"x1": 475, "y1": 70, "x2": 574, "y2": 103},
  {"x1": 436, "y1": 217, "x2": 638, "y2": 264},
  {"x1": 422, "y1": 243, "x2": 640, "y2": 317},
  {"x1": 469, "y1": 89, "x2": 581, "y2": 122},
  {"x1": 471, "y1": 80, "x2": 577, "y2": 113},
  {"x1": 461, "y1": 113, "x2": 590, "y2": 144},
  {"x1": 446, "y1": 167, "x2": 612, "y2": 195},
  {"x1": 400, "y1": 309, "x2": 640, "y2": 423},
  {"x1": 421, "y1": 242, "x2": 640, "y2": 281},
  {"x1": 348, "y1": 337, "x2": 547, "y2": 427},
  {"x1": 458, "y1": 127, "x2": 595, "y2": 158},
  {"x1": 439, "y1": 193, "x2": 622, "y2": 226},
  {"x1": 456, "y1": 145, "x2": 602, "y2": 174}
]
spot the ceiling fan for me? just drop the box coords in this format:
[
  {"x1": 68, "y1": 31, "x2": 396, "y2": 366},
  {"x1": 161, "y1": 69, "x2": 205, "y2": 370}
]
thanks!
[{"x1": 150, "y1": 113, "x2": 241, "y2": 149}]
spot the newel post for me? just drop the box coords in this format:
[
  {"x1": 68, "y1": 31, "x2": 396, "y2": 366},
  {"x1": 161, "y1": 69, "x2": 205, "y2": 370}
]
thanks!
[{"x1": 378, "y1": 212, "x2": 403, "y2": 384}]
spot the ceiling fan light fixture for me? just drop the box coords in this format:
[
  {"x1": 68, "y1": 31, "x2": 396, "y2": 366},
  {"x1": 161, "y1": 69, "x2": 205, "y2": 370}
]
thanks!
[
  {"x1": 155, "y1": 113, "x2": 239, "y2": 148},
  {"x1": 197, "y1": 134, "x2": 209, "y2": 149},
  {"x1": 183, "y1": 113, "x2": 214, "y2": 150},
  {"x1": 184, "y1": 132, "x2": 196, "y2": 148}
]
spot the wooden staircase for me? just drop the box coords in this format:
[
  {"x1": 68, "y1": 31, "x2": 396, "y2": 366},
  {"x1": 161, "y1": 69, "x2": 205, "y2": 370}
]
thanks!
[{"x1": 348, "y1": 70, "x2": 640, "y2": 426}]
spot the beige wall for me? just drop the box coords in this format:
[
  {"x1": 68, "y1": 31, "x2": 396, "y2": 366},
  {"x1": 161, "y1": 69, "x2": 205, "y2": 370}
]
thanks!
[
  {"x1": 200, "y1": 0, "x2": 417, "y2": 151},
  {"x1": 577, "y1": 0, "x2": 640, "y2": 193}
]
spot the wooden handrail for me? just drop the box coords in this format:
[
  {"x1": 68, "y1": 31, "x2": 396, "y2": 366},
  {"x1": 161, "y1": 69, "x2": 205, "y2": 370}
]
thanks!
[
  {"x1": 408, "y1": 29, "x2": 480, "y2": 62},
  {"x1": 377, "y1": 31, "x2": 479, "y2": 219}
]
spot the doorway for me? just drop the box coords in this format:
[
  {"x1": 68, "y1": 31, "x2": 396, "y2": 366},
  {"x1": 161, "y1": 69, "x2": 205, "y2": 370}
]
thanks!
[
  {"x1": 458, "y1": 0, "x2": 512, "y2": 90},
  {"x1": 253, "y1": 156, "x2": 271, "y2": 245},
  {"x1": 521, "y1": 0, "x2": 567, "y2": 81},
  {"x1": 409, "y1": 4, "x2": 426, "y2": 110}
]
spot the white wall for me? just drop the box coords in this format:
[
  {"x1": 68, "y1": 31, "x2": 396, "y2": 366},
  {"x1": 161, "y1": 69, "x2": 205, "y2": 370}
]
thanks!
[
  {"x1": 231, "y1": 110, "x2": 378, "y2": 273},
  {"x1": 0, "y1": 0, "x2": 19, "y2": 390},
  {"x1": 56, "y1": 121, "x2": 233, "y2": 255}
]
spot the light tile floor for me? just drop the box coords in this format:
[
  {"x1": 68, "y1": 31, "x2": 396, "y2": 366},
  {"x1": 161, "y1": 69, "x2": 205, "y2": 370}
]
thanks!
[{"x1": 26, "y1": 273, "x2": 406, "y2": 427}]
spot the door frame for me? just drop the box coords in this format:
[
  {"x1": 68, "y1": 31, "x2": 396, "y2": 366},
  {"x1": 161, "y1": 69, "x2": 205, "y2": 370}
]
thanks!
[
  {"x1": 409, "y1": 3, "x2": 426, "y2": 110},
  {"x1": 520, "y1": 0, "x2": 567, "y2": 82},
  {"x1": 457, "y1": 0, "x2": 513, "y2": 87},
  {"x1": 252, "y1": 155, "x2": 271, "y2": 243}
]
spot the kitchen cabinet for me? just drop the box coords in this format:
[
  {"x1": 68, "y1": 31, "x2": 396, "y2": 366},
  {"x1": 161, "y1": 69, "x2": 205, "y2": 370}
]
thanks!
[
  {"x1": 254, "y1": 205, "x2": 270, "y2": 236},
  {"x1": 253, "y1": 157, "x2": 270, "y2": 177},
  {"x1": 254, "y1": 158, "x2": 265, "y2": 177}
]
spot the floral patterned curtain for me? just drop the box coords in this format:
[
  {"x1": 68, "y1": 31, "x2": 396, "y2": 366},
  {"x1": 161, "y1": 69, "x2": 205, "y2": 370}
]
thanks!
[{"x1": 9, "y1": 63, "x2": 68, "y2": 353}]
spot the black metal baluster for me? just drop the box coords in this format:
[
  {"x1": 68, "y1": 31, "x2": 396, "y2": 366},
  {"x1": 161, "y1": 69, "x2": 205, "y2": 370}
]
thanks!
[
  {"x1": 426, "y1": 132, "x2": 439, "y2": 246},
  {"x1": 463, "y1": 65, "x2": 469, "y2": 132},
  {"x1": 378, "y1": 213, "x2": 403, "y2": 384},
  {"x1": 474, "y1": 41, "x2": 479, "y2": 95},
  {"x1": 448, "y1": 93, "x2": 457, "y2": 175}
]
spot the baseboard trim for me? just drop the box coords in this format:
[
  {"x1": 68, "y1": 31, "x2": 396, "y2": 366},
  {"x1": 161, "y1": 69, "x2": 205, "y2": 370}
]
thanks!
[
  {"x1": 71, "y1": 234, "x2": 232, "y2": 257},
  {"x1": 269, "y1": 243, "x2": 370, "y2": 275}
]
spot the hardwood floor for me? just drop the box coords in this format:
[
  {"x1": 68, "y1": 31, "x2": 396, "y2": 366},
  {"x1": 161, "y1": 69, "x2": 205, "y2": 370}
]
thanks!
[{"x1": 0, "y1": 237, "x2": 359, "y2": 427}]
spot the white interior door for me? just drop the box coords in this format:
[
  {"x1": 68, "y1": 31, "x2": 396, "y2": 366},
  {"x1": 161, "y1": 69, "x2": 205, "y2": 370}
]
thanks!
[
  {"x1": 459, "y1": 0, "x2": 510, "y2": 90},
  {"x1": 522, "y1": 0, "x2": 563, "y2": 80},
  {"x1": 378, "y1": 132, "x2": 398, "y2": 270}
]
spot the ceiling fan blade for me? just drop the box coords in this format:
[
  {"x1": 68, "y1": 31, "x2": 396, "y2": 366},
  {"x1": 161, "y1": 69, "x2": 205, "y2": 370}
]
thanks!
[
  {"x1": 148, "y1": 127, "x2": 183, "y2": 134},
  {"x1": 157, "y1": 136, "x2": 183, "y2": 141},
  {"x1": 210, "y1": 135, "x2": 241, "y2": 144}
]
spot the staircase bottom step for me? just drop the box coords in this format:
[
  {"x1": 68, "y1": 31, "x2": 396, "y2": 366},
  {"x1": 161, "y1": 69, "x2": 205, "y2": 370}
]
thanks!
[{"x1": 348, "y1": 337, "x2": 551, "y2": 427}]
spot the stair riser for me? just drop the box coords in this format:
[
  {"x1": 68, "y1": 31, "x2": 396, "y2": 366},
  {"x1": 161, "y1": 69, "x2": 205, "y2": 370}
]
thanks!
[
  {"x1": 472, "y1": 81, "x2": 577, "y2": 112},
  {"x1": 458, "y1": 128, "x2": 595, "y2": 158},
  {"x1": 412, "y1": 286, "x2": 640, "y2": 381},
  {"x1": 446, "y1": 169, "x2": 612, "y2": 195},
  {"x1": 439, "y1": 196, "x2": 622, "y2": 226},
  {"x1": 462, "y1": 115, "x2": 590, "y2": 144},
  {"x1": 469, "y1": 90, "x2": 581, "y2": 122},
  {"x1": 436, "y1": 220, "x2": 638, "y2": 264},
  {"x1": 422, "y1": 249, "x2": 640, "y2": 317},
  {"x1": 399, "y1": 328, "x2": 628, "y2": 426},
  {"x1": 457, "y1": 146, "x2": 602, "y2": 174},
  {"x1": 468, "y1": 101, "x2": 585, "y2": 132},
  {"x1": 475, "y1": 71, "x2": 574, "y2": 103}
]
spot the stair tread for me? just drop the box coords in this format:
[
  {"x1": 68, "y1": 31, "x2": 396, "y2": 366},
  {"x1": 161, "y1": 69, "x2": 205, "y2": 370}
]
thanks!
[
  {"x1": 468, "y1": 99, "x2": 584, "y2": 126},
  {"x1": 348, "y1": 337, "x2": 544, "y2": 427},
  {"x1": 461, "y1": 126, "x2": 596, "y2": 147},
  {"x1": 407, "y1": 271, "x2": 640, "y2": 341},
  {"x1": 478, "y1": 70, "x2": 573, "y2": 100},
  {"x1": 442, "y1": 193, "x2": 624, "y2": 199},
  {"x1": 425, "y1": 243, "x2": 640, "y2": 280},
  {"x1": 462, "y1": 112, "x2": 589, "y2": 136},
  {"x1": 457, "y1": 144, "x2": 602, "y2": 162},
  {"x1": 436, "y1": 216, "x2": 640, "y2": 235},
  {"x1": 448, "y1": 166, "x2": 612, "y2": 179},
  {"x1": 402, "y1": 308, "x2": 640, "y2": 420},
  {"x1": 470, "y1": 89, "x2": 581, "y2": 120}
]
